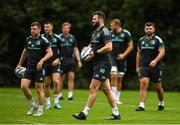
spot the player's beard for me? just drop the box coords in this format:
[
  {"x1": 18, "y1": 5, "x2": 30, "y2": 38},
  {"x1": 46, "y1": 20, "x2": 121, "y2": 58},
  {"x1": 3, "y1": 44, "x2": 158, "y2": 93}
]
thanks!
[
  {"x1": 92, "y1": 21, "x2": 100, "y2": 29},
  {"x1": 146, "y1": 32, "x2": 153, "y2": 37}
]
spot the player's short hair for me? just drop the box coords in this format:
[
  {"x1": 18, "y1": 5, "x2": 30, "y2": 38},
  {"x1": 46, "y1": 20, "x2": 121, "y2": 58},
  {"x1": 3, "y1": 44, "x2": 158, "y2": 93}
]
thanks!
[
  {"x1": 92, "y1": 11, "x2": 106, "y2": 20},
  {"x1": 31, "y1": 22, "x2": 41, "y2": 29},
  {"x1": 62, "y1": 22, "x2": 71, "y2": 28},
  {"x1": 110, "y1": 19, "x2": 121, "y2": 26},
  {"x1": 145, "y1": 22, "x2": 156, "y2": 28},
  {"x1": 44, "y1": 21, "x2": 53, "y2": 26}
]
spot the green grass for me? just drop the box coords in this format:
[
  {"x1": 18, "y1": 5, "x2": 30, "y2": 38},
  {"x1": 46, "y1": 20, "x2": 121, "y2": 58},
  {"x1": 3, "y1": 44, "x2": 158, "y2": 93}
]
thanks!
[{"x1": 0, "y1": 88, "x2": 179, "y2": 124}]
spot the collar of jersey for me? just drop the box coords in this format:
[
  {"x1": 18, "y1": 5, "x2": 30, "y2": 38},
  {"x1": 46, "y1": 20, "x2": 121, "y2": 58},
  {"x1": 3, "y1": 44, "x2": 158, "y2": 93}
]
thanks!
[{"x1": 145, "y1": 34, "x2": 155, "y2": 40}]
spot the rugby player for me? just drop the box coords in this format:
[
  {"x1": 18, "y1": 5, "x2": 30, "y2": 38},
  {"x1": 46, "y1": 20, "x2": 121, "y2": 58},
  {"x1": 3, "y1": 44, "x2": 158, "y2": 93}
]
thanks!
[
  {"x1": 16, "y1": 22, "x2": 53, "y2": 116},
  {"x1": 136, "y1": 22, "x2": 165, "y2": 111}
]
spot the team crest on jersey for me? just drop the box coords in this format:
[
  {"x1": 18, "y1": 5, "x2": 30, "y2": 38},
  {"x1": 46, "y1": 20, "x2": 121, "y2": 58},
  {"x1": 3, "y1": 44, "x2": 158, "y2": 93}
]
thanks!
[
  {"x1": 69, "y1": 38, "x2": 73, "y2": 42},
  {"x1": 151, "y1": 40, "x2": 155, "y2": 44},
  {"x1": 36, "y1": 40, "x2": 40, "y2": 45},
  {"x1": 96, "y1": 33, "x2": 100, "y2": 37},
  {"x1": 52, "y1": 38, "x2": 57, "y2": 43},
  {"x1": 120, "y1": 33, "x2": 124, "y2": 37}
]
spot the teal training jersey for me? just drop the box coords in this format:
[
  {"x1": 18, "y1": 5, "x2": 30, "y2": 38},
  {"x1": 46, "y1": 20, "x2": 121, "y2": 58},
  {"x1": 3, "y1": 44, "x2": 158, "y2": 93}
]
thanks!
[
  {"x1": 111, "y1": 29, "x2": 132, "y2": 56},
  {"x1": 90, "y1": 26, "x2": 112, "y2": 63},
  {"x1": 42, "y1": 33, "x2": 61, "y2": 63},
  {"x1": 25, "y1": 35, "x2": 50, "y2": 69},
  {"x1": 59, "y1": 33, "x2": 77, "y2": 65},
  {"x1": 138, "y1": 34, "x2": 165, "y2": 67}
]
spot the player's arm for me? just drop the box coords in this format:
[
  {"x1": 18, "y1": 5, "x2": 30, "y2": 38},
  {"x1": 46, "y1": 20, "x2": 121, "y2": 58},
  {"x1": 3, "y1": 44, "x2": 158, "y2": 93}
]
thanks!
[
  {"x1": 52, "y1": 36, "x2": 61, "y2": 66},
  {"x1": 117, "y1": 40, "x2": 133, "y2": 60},
  {"x1": 37, "y1": 48, "x2": 53, "y2": 70},
  {"x1": 149, "y1": 47, "x2": 165, "y2": 67},
  {"x1": 96, "y1": 41, "x2": 112, "y2": 54},
  {"x1": 88, "y1": 43, "x2": 92, "y2": 47},
  {"x1": 16, "y1": 48, "x2": 28, "y2": 68},
  {"x1": 136, "y1": 47, "x2": 142, "y2": 73},
  {"x1": 73, "y1": 47, "x2": 82, "y2": 68},
  {"x1": 52, "y1": 58, "x2": 60, "y2": 66}
]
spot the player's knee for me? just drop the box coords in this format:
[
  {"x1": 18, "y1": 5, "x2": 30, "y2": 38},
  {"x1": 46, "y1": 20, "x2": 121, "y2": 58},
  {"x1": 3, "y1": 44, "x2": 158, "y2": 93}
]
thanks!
[
  {"x1": 44, "y1": 82, "x2": 50, "y2": 89},
  {"x1": 140, "y1": 80, "x2": 148, "y2": 89},
  {"x1": 53, "y1": 79, "x2": 60, "y2": 87},
  {"x1": 89, "y1": 87, "x2": 98, "y2": 95},
  {"x1": 35, "y1": 86, "x2": 43, "y2": 95},
  {"x1": 155, "y1": 84, "x2": 163, "y2": 91},
  {"x1": 21, "y1": 84, "x2": 28, "y2": 90},
  {"x1": 102, "y1": 87, "x2": 110, "y2": 95},
  {"x1": 140, "y1": 79, "x2": 148, "y2": 85},
  {"x1": 111, "y1": 74, "x2": 117, "y2": 80}
]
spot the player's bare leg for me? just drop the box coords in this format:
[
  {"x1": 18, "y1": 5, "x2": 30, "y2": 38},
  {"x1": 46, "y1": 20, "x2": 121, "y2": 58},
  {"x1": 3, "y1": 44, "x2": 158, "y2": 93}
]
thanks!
[
  {"x1": 111, "y1": 74, "x2": 118, "y2": 101},
  {"x1": 33, "y1": 82, "x2": 44, "y2": 116},
  {"x1": 153, "y1": 83, "x2": 164, "y2": 111},
  {"x1": 101, "y1": 79, "x2": 120, "y2": 119},
  {"x1": 72, "y1": 79, "x2": 101, "y2": 120},
  {"x1": 116, "y1": 76, "x2": 123, "y2": 104},
  {"x1": 44, "y1": 76, "x2": 51, "y2": 109},
  {"x1": 52, "y1": 72, "x2": 62, "y2": 108},
  {"x1": 59, "y1": 74, "x2": 65, "y2": 100},
  {"x1": 67, "y1": 71, "x2": 75, "y2": 100},
  {"x1": 21, "y1": 78, "x2": 37, "y2": 115},
  {"x1": 136, "y1": 77, "x2": 149, "y2": 111}
]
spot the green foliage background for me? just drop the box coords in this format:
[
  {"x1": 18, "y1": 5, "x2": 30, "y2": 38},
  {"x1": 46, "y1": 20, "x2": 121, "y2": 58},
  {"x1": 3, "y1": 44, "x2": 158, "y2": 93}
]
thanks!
[{"x1": 0, "y1": 0, "x2": 179, "y2": 90}]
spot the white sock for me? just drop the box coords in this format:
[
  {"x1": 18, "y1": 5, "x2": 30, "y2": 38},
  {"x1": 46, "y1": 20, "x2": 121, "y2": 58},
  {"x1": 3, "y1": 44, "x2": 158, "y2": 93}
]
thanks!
[
  {"x1": 112, "y1": 107, "x2": 119, "y2": 116},
  {"x1": 82, "y1": 106, "x2": 90, "y2": 116},
  {"x1": 54, "y1": 94, "x2": 59, "y2": 104},
  {"x1": 28, "y1": 98, "x2": 36, "y2": 106},
  {"x1": 38, "y1": 105, "x2": 44, "y2": 112},
  {"x1": 111, "y1": 87, "x2": 117, "y2": 99},
  {"x1": 68, "y1": 91, "x2": 73, "y2": 98},
  {"x1": 139, "y1": 102, "x2": 145, "y2": 108},
  {"x1": 116, "y1": 91, "x2": 121, "y2": 101},
  {"x1": 59, "y1": 92, "x2": 63, "y2": 98},
  {"x1": 46, "y1": 97, "x2": 51, "y2": 105},
  {"x1": 159, "y1": 101, "x2": 164, "y2": 106},
  {"x1": 57, "y1": 93, "x2": 61, "y2": 98}
]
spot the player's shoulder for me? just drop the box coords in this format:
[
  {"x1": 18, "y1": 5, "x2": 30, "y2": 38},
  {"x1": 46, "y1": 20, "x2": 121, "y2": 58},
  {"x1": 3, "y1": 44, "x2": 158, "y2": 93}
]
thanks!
[
  {"x1": 41, "y1": 34, "x2": 45, "y2": 37},
  {"x1": 139, "y1": 35, "x2": 146, "y2": 41},
  {"x1": 123, "y1": 29, "x2": 131, "y2": 36},
  {"x1": 26, "y1": 36, "x2": 32, "y2": 41},
  {"x1": 59, "y1": 33, "x2": 63, "y2": 37},
  {"x1": 69, "y1": 33, "x2": 75, "y2": 39},
  {"x1": 154, "y1": 35, "x2": 164, "y2": 43},
  {"x1": 101, "y1": 26, "x2": 110, "y2": 35},
  {"x1": 54, "y1": 33, "x2": 61, "y2": 39},
  {"x1": 40, "y1": 35, "x2": 49, "y2": 43}
]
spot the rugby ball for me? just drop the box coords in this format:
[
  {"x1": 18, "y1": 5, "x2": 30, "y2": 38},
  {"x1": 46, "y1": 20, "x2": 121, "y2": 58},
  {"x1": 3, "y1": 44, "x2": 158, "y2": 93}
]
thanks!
[
  {"x1": 15, "y1": 67, "x2": 26, "y2": 77},
  {"x1": 80, "y1": 46, "x2": 93, "y2": 61}
]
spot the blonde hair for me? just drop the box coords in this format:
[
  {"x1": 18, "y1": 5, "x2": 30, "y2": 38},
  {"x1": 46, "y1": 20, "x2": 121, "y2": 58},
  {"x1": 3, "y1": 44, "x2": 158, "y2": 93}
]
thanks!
[{"x1": 62, "y1": 22, "x2": 71, "y2": 28}]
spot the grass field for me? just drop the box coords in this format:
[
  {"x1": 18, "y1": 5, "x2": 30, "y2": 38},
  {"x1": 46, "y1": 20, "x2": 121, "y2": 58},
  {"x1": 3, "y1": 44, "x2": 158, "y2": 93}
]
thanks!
[{"x1": 0, "y1": 88, "x2": 179, "y2": 124}]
